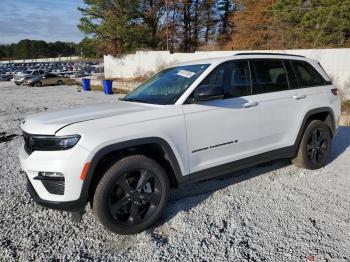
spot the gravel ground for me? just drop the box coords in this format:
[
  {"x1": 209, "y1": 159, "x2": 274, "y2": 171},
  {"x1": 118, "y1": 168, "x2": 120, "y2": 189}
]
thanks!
[{"x1": 0, "y1": 82, "x2": 349, "y2": 261}]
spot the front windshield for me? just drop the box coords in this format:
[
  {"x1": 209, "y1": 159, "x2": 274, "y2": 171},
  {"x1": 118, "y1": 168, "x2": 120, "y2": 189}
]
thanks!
[
  {"x1": 24, "y1": 70, "x2": 33, "y2": 74},
  {"x1": 123, "y1": 64, "x2": 209, "y2": 105}
]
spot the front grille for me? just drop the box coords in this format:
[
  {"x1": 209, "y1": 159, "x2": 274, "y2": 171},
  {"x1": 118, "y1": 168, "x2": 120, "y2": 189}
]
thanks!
[
  {"x1": 41, "y1": 179, "x2": 65, "y2": 195},
  {"x1": 23, "y1": 132, "x2": 33, "y2": 155}
]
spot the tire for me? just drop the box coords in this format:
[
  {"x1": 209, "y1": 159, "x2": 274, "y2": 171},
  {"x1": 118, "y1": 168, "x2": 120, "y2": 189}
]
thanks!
[
  {"x1": 92, "y1": 155, "x2": 170, "y2": 234},
  {"x1": 34, "y1": 81, "x2": 42, "y2": 87},
  {"x1": 292, "y1": 120, "x2": 331, "y2": 169},
  {"x1": 57, "y1": 80, "x2": 63, "y2": 85}
]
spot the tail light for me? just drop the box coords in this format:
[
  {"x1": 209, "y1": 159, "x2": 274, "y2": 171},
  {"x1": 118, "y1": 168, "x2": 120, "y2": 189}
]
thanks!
[{"x1": 331, "y1": 88, "x2": 338, "y2": 96}]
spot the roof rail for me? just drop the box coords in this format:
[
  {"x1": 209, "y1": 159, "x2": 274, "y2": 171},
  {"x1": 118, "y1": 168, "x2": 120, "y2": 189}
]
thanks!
[{"x1": 234, "y1": 52, "x2": 305, "y2": 58}]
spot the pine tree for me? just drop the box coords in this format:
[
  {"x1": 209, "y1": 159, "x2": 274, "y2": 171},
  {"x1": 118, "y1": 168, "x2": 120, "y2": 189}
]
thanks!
[{"x1": 78, "y1": 0, "x2": 149, "y2": 56}]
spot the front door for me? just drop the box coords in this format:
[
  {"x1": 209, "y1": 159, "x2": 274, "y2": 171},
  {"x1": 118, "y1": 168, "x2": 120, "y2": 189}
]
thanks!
[{"x1": 183, "y1": 60, "x2": 263, "y2": 173}]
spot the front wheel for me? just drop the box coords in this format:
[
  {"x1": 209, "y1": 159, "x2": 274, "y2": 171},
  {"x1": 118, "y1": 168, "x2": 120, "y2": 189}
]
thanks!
[
  {"x1": 57, "y1": 80, "x2": 63, "y2": 85},
  {"x1": 292, "y1": 120, "x2": 331, "y2": 169},
  {"x1": 34, "y1": 81, "x2": 42, "y2": 87},
  {"x1": 92, "y1": 155, "x2": 170, "y2": 234}
]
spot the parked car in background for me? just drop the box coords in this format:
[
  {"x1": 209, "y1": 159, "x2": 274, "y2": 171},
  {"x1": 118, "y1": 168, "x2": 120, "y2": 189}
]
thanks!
[
  {"x1": 0, "y1": 74, "x2": 13, "y2": 81},
  {"x1": 23, "y1": 73, "x2": 65, "y2": 87},
  {"x1": 13, "y1": 70, "x2": 45, "y2": 85},
  {"x1": 1, "y1": 60, "x2": 102, "y2": 81}
]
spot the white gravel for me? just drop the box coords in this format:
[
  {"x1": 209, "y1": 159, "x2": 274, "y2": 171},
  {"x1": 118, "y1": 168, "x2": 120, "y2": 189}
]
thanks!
[{"x1": 0, "y1": 82, "x2": 349, "y2": 261}]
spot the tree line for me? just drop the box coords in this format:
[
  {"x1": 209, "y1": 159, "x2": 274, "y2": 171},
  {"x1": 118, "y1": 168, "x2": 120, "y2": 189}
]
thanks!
[
  {"x1": 0, "y1": 38, "x2": 101, "y2": 60},
  {"x1": 1, "y1": 0, "x2": 349, "y2": 59},
  {"x1": 78, "y1": 0, "x2": 350, "y2": 56}
]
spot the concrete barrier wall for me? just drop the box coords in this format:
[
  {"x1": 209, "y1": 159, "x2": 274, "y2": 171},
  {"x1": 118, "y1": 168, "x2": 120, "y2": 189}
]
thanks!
[
  {"x1": 104, "y1": 49, "x2": 350, "y2": 90},
  {"x1": 0, "y1": 56, "x2": 81, "y2": 64}
]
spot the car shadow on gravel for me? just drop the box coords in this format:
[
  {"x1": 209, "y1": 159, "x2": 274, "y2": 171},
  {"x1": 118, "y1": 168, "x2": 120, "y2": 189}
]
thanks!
[
  {"x1": 0, "y1": 132, "x2": 18, "y2": 143},
  {"x1": 153, "y1": 159, "x2": 291, "y2": 230},
  {"x1": 328, "y1": 125, "x2": 350, "y2": 163}
]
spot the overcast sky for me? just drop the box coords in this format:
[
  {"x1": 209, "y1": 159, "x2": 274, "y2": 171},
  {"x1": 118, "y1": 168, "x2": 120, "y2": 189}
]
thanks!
[{"x1": 0, "y1": 0, "x2": 85, "y2": 44}]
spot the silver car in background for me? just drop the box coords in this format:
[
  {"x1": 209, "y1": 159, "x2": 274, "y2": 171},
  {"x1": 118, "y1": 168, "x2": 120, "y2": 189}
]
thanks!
[
  {"x1": 13, "y1": 70, "x2": 45, "y2": 85},
  {"x1": 24, "y1": 73, "x2": 65, "y2": 87}
]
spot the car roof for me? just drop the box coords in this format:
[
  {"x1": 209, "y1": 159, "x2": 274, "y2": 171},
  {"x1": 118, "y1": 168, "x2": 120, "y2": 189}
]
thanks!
[{"x1": 175, "y1": 52, "x2": 315, "y2": 67}]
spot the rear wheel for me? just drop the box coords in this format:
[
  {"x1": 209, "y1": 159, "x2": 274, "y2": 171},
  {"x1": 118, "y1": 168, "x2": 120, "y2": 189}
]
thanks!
[
  {"x1": 292, "y1": 120, "x2": 331, "y2": 169},
  {"x1": 57, "y1": 80, "x2": 63, "y2": 85},
  {"x1": 92, "y1": 155, "x2": 170, "y2": 234},
  {"x1": 34, "y1": 81, "x2": 42, "y2": 87}
]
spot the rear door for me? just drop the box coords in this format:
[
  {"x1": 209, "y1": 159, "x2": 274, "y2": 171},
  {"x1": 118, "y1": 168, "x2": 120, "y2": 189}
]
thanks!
[
  {"x1": 183, "y1": 60, "x2": 264, "y2": 173},
  {"x1": 291, "y1": 60, "x2": 331, "y2": 109},
  {"x1": 250, "y1": 59, "x2": 310, "y2": 151},
  {"x1": 45, "y1": 73, "x2": 56, "y2": 85}
]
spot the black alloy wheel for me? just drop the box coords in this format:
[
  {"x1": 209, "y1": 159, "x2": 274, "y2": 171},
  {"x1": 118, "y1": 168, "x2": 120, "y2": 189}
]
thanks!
[
  {"x1": 107, "y1": 169, "x2": 162, "y2": 225},
  {"x1": 306, "y1": 127, "x2": 329, "y2": 164},
  {"x1": 292, "y1": 120, "x2": 331, "y2": 169},
  {"x1": 92, "y1": 155, "x2": 170, "y2": 234}
]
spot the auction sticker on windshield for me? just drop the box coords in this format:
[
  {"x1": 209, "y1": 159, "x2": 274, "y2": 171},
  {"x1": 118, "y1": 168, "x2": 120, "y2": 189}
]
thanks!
[{"x1": 177, "y1": 70, "x2": 196, "y2": 78}]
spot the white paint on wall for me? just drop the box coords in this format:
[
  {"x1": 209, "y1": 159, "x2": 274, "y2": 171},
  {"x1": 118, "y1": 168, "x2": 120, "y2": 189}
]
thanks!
[{"x1": 104, "y1": 49, "x2": 350, "y2": 90}]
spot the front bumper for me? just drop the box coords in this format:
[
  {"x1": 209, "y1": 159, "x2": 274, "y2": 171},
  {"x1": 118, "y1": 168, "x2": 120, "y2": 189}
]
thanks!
[
  {"x1": 14, "y1": 80, "x2": 24, "y2": 85},
  {"x1": 19, "y1": 143, "x2": 91, "y2": 211},
  {"x1": 26, "y1": 177, "x2": 86, "y2": 211}
]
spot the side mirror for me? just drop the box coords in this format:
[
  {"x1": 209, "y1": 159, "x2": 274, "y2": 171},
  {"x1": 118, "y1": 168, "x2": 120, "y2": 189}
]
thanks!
[{"x1": 193, "y1": 85, "x2": 224, "y2": 101}]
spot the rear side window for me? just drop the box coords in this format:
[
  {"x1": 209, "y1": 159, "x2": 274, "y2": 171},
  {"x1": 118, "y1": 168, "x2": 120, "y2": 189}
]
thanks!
[
  {"x1": 46, "y1": 73, "x2": 56, "y2": 78},
  {"x1": 251, "y1": 60, "x2": 288, "y2": 94},
  {"x1": 292, "y1": 61, "x2": 325, "y2": 87},
  {"x1": 201, "y1": 60, "x2": 251, "y2": 98}
]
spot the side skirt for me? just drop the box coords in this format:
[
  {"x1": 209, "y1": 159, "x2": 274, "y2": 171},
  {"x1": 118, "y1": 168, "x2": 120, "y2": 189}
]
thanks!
[{"x1": 179, "y1": 146, "x2": 296, "y2": 184}]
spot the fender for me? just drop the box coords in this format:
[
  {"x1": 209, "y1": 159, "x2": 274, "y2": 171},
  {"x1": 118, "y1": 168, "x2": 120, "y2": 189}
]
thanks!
[
  {"x1": 293, "y1": 107, "x2": 336, "y2": 154},
  {"x1": 80, "y1": 137, "x2": 185, "y2": 202}
]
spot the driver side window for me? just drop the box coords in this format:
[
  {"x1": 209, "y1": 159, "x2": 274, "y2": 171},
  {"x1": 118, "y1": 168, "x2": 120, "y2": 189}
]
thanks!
[{"x1": 200, "y1": 60, "x2": 251, "y2": 99}]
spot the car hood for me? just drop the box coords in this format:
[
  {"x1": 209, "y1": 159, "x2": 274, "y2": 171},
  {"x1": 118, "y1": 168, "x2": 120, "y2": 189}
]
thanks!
[
  {"x1": 21, "y1": 101, "x2": 159, "y2": 135},
  {"x1": 15, "y1": 73, "x2": 32, "y2": 79}
]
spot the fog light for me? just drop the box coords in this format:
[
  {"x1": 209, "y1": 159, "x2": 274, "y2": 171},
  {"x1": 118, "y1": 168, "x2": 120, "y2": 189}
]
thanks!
[
  {"x1": 35, "y1": 172, "x2": 65, "y2": 195},
  {"x1": 35, "y1": 172, "x2": 64, "y2": 180}
]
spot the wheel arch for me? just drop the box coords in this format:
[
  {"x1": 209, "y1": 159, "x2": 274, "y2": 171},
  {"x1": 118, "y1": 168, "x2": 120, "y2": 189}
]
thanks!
[
  {"x1": 294, "y1": 107, "x2": 336, "y2": 153},
  {"x1": 80, "y1": 137, "x2": 185, "y2": 204}
]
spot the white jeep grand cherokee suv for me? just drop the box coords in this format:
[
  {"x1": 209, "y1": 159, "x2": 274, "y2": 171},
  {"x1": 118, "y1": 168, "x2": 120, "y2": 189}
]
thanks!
[{"x1": 19, "y1": 53, "x2": 340, "y2": 234}]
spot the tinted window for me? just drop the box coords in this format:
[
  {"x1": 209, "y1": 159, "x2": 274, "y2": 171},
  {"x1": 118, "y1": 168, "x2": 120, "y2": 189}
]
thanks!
[
  {"x1": 284, "y1": 60, "x2": 299, "y2": 89},
  {"x1": 201, "y1": 60, "x2": 251, "y2": 98},
  {"x1": 251, "y1": 60, "x2": 288, "y2": 94},
  {"x1": 292, "y1": 61, "x2": 325, "y2": 87},
  {"x1": 46, "y1": 73, "x2": 56, "y2": 78}
]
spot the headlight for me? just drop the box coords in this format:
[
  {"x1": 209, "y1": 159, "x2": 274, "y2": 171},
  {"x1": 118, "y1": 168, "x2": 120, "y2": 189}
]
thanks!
[{"x1": 24, "y1": 133, "x2": 81, "y2": 152}]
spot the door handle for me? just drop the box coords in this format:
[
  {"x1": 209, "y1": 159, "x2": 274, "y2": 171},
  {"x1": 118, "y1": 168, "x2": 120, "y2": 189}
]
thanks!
[
  {"x1": 242, "y1": 101, "x2": 259, "y2": 108},
  {"x1": 293, "y1": 94, "x2": 306, "y2": 100}
]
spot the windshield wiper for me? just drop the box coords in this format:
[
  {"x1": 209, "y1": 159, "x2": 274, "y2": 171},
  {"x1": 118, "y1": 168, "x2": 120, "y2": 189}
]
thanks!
[{"x1": 122, "y1": 98, "x2": 147, "y2": 103}]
